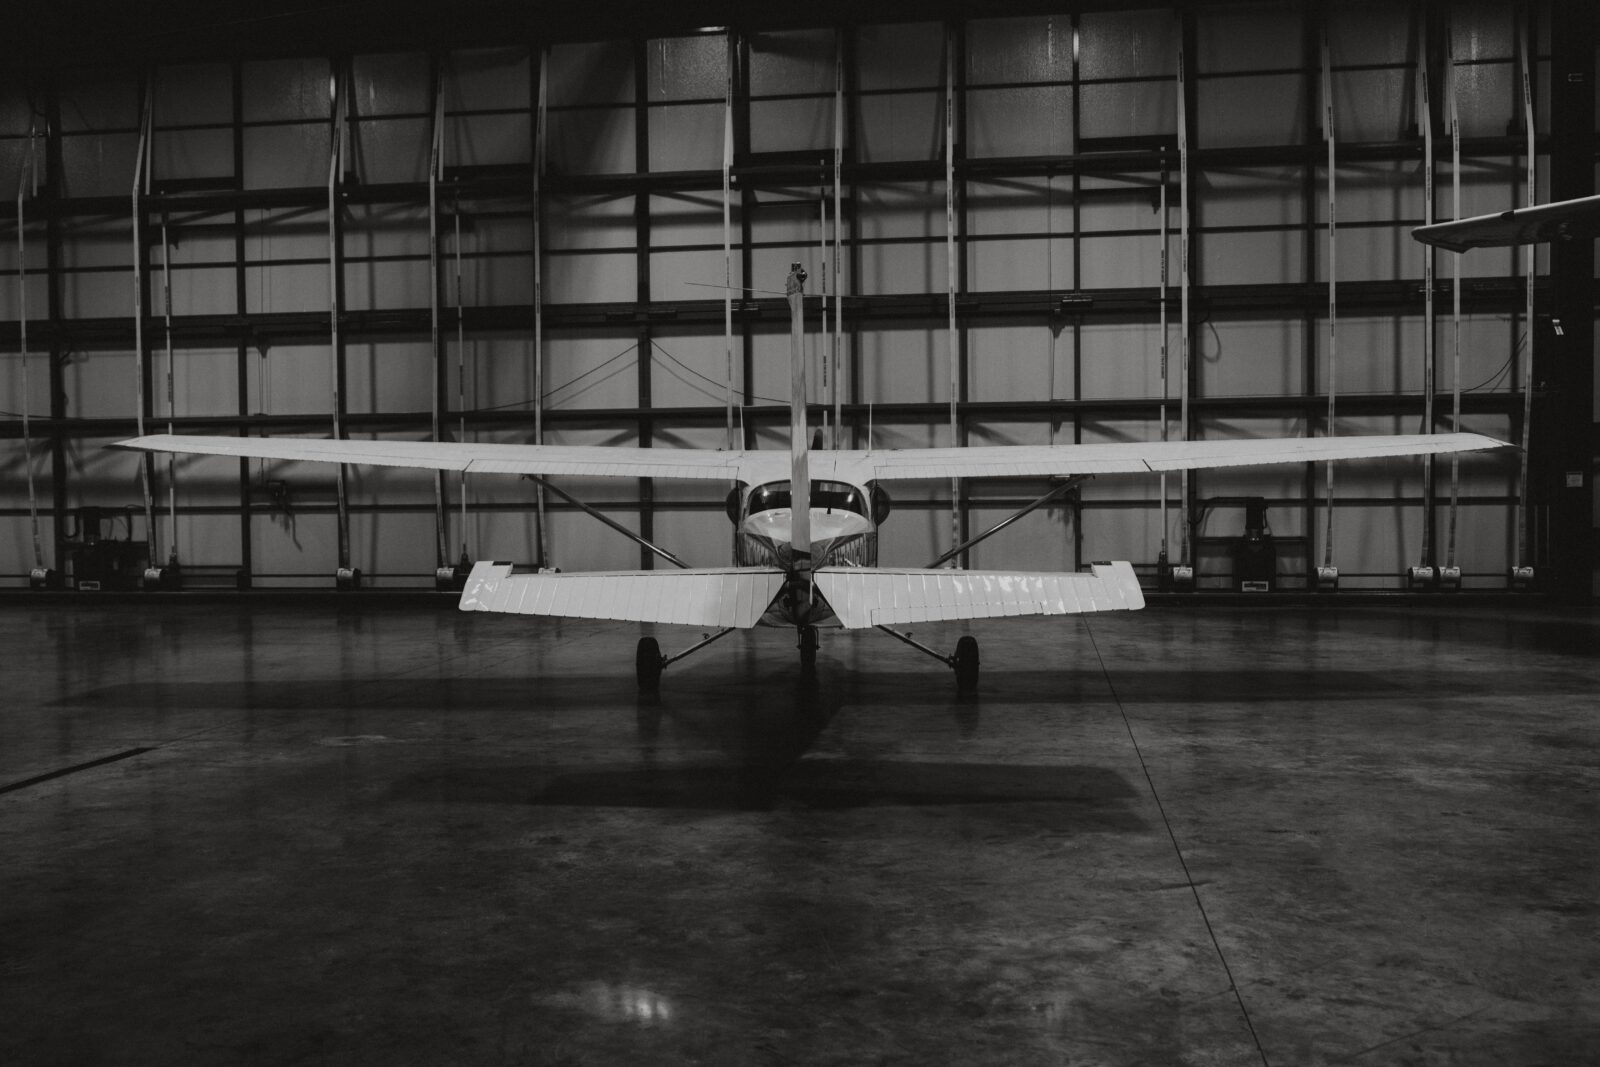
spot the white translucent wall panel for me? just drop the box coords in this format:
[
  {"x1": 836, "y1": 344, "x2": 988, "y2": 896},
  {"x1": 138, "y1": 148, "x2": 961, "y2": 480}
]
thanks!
[
  {"x1": 1327, "y1": 4, "x2": 1415, "y2": 142},
  {"x1": 1198, "y1": 5, "x2": 1304, "y2": 74},
  {"x1": 170, "y1": 347, "x2": 239, "y2": 417},
  {"x1": 155, "y1": 127, "x2": 234, "y2": 183},
  {"x1": 548, "y1": 193, "x2": 635, "y2": 251},
  {"x1": 453, "y1": 113, "x2": 532, "y2": 168},
  {"x1": 245, "y1": 262, "x2": 327, "y2": 313},
  {"x1": 749, "y1": 29, "x2": 833, "y2": 155},
  {"x1": 165, "y1": 230, "x2": 237, "y2": 318},
  {"x1": 347, "y1": 457, "x2": 436, "y2": 510},
  {"x1": 968, "y1": 15, "x2": 1072, "y2": 83},
  {"x1": 61, "y1": 435, "x2": 143, "y2": 508},
  {"x1": 648, "y1": 330, "x2": 740, "y2": 410},
  {"x1": 1438, "y1": 159, "x2": 1528, "y2": 279},
  {"x1": 1080, "y1": 9, "x2": 1178, "y2": 80},
  {"x1": 1081, "y1": 81, "x2": 1178, "y2": 142},
  {"x1": 1078, "y1": 506, "x2": 1161, "y2": 566},
  {"x1": 0, "y1": 229, "x2": 49, "y2": 321},
  {"x1": 967, "y1": 505, "x2": 1074, "y2": 571},
  {"x1": 1079, "y1": 233, "x2": 1165, "y2": 290},
  {"x1": 542, "y1": 506, "x2": 648, "y2": 572},
  {"x1": 468, "y1": 335, "x2": 537, "y2": 414},
  {"x1": 344, "y1": 205, "x2": 429, "y2": 311},
  {"x1": 249, "y1": 345, "x2": 334, "y2": 416},
  {"x1": 544, "y1": 332, "x2": 638, "y2": 411},
  {"x1": 59, "y1": 132, "x2": 140, "y2": 199},
  {"x1": 876, "y1": 491, "x2": 948, "y2": 566},
  {"x1": 652, "y1": 510, "x2": 733, "y2": 569},
  {"x1": 968, "y1": 321, "x2": 1070, "y2": 402},
  {"x1": 351, "y1": 118, "x2": 428, "y2": 184},
  {"x1": 1429, "y1": 313, "x2": 1518, "y2": 400},
  {"x1": 153, "y1": 62, "x2": 234, "y2": 181},
  {"x1": 346, "y1": 342, "x2": 431, "y2": 414},
  {"x1": 170, "y1": 514, "x2": 242, "y2": 569},
  {"x1": 1313, "y1": 160, "x2": 1425, "y2": 282},
  {"x1": 448, "y1": 47, "x2": 529, "y2": 110},
  {"x1": 1197, "y1": 74, "x2": 1308, "y2": 148},
  {"x1": 856, "y1": 184, "x2": 944, "y2": 295},
  {"x1": 243, "y1": 124, "x2": 327, "y2": 189},
  {"x1": 0, "y1": 349, "x2": 53, "y2": 417},
  {"x1": 1203, "y1": 229, "x2": 1307, "y2": 286},
  {"x1": 63, "y1": 350, "x2": 136, "y2": 419},
  {"x1": 647, "y1": 35, "x2": 725, "y2": 101},
  {"x1": 648, "y1": 104, "x2": 721, "y2": 172},
  {"x1": 859, "y1": 327, "x2": 948, "y2": 404},
  {"x1": 168, "y1": 452, "x2": 239, "y2": 506},
  {"x1": 352, "y1": 53, "x2": 429, "y2": 116},
  {"x1": 1079, "y1": 321, "x2": 1164, "y2": 399},
  {"x1": 550, "y1": 41, "x2": 633, "y2": 105},
  {"x1": 968, "y1": 85, "x2": 1072, "y2": 158},
  {"x1": 857, "y1": 92, "x2": 942, "y2": 163},
  {"x1": 243, "y1": 58, "x2": 331, "y2": 122},
  {"x1": 858, "y1": 22, "x2": 944, "y2": 90},
  {"x1": 1198, "y1": 317, "x2": 1307, "y2": 397},
  {"x1": 547, "y1": 109, "x2": 635, "y2": 175},
  {"x1": 250, "y1": 512, "x2": 337, "y2": 586},
  {"x1": 546, "y1": 252, "x2": 635, "y2": 303},
  {"x1": 244, "y1": 208, "x2": 332, "y2": 313},
  {"x1": 966, "y1": 178, "x2": 1072, "y2": 292}
]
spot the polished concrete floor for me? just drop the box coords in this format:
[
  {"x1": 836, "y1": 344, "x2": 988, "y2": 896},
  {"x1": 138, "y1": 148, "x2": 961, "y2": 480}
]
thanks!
[{"x1": 1, "y1": 595, "x2": 1596, "y2": 1066}]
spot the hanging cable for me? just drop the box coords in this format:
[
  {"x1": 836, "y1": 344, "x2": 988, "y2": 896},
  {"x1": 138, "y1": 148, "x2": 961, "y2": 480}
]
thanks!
[{"x1": 1516, "y1": 18, "x2": 1535, "y2": 572}]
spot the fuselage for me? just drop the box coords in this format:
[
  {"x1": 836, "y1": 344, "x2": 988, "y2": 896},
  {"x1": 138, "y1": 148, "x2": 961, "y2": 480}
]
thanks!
[{"x1": 731, "y1": 479, "x2": 881, "y2": 626}]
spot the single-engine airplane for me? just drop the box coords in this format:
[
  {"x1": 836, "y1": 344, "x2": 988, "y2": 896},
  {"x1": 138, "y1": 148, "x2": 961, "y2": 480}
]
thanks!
[{"x1": 117, "y1": 264, "x2": 1504, "y2": 694}]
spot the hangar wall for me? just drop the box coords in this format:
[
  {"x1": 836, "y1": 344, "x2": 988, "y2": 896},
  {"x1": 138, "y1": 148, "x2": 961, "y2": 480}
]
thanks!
[{"x1": 0, "y1": 1, "x2": 1583, "y2": 590}]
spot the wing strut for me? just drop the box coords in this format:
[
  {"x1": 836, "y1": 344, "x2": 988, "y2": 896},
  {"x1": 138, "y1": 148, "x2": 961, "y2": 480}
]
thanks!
[
  {"x1": 525, "y1": 475, "x2": 692, "y2": 571},
  {"x1": 924, "y1": 476, "x2": 1085, "y2": 569}
]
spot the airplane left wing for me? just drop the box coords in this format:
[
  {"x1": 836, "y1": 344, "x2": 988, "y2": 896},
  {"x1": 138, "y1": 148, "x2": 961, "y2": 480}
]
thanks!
[
  {"x1": 814, "y1": 561, "x2": 1144, "y2": 628},
  {"x1": 460, "y1": 562, "x2": 786, "y2": 628}
]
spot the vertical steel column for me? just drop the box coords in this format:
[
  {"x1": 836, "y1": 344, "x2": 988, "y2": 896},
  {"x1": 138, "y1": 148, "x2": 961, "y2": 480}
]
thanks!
[
  {"x1": 428, "y1": 58, "x2": 448, "y2": 568},
  {"x1": 159, "y1": 207, "x2": 177, "y2": 568},
  {"x1": 232, "y1": 61, "x2": 253, "y2": 584},
  {"x1": 633, "y1": 38, "x2": 655, "y2": 569},
  {"x1": 943, "y1": 23, "x2": 960, "y2": 559},
  {"x1": 1445, "y1": 29, "x2": 1462, "y2": 574},
  {"x1": 1320, "y1": 27, "x2": 1338, "y2": 576},
  {"x1": 1176, "y1": 33, "x2": 1192, "y2": 568},
  {"x1": 132, "y1": 77, "x2": 157, "y2": 567},
  {"x1": 1514, "y1": 18, "x2": 1535, "y2": 571},
  {"x1": 326, "y1": 61, "x2": 352, "y2": 580},
  {"x1": 1158, "y1": 159, "x2": 1170, "y2": 569},
  {"x1": 533, "y1": 46, "x2": 549, "y2": 567},
  {"x1": 16, "y1": 126, "x2": 43, "y2": 574},
  {"x1": 832, "y1": 29, "x2": 844, "y2": 451},
  {"x1": 722, "y1": 32, "x2": 735, "y2": 451}
]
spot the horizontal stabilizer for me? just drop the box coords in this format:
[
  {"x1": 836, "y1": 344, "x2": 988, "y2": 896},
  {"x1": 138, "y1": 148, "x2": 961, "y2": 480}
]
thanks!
[
  {"x1": 814, "y1": 561, "x2": 1144, "y2": 629},
  {"x1": 459, "y1": 562, "x2": 785, "y2": 628}
]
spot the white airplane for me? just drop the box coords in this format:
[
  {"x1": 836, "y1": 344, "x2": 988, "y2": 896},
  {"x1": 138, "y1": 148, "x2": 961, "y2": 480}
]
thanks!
[
  {"x1": 1412, "y1": 193, "x2": 1600, "y2": 252},
  {"x1": 117, "y1": 264, "x2": 1503, "y2": 694}
]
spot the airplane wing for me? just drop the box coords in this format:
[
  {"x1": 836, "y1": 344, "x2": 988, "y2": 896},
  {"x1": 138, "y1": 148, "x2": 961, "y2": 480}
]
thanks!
[
  {"x1": 117, "y1": 430, "x2": 1503, "y2": 486},
  {"x1": 460, "y1": 562, "x2": 785, "y2": 628},
  {"x1": 114, "y1": 433, "x2": 791, "y2": 484},
  {"x1": 814, "y1": 561, "x2": 1144, "y2": 628},
  {"x1": 1411, "y1": 194, "x2": 1600, "y2": 252},
  {"x1": 813, "y1": 431, "x2": 1503, "y2": 483}
]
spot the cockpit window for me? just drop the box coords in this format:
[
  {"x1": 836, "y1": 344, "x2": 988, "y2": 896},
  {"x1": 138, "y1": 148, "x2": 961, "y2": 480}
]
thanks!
[{"x1": 746, "y1": 481, "x2": 867, "y2": 517}]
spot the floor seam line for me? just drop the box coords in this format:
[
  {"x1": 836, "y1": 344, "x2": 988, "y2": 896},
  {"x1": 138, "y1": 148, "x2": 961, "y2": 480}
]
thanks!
[{"x1": 1083, "y1": 619, "x2": 1271, "y2": 1067}]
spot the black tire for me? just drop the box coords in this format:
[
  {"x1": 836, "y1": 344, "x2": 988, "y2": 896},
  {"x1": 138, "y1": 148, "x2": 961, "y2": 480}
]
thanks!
[
  {"x1": 799, "y1": 626, "x2": 819, "y2": 671},
  {"x1": 953, "y1": 635, "x2": 979, "y2": 694},
  {"x1": 636, "y1": 637, "x2": 664, "y2": 694}
]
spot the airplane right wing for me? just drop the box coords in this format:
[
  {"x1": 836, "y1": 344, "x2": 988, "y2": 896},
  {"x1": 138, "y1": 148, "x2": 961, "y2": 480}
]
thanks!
[
  {"x1": 1411, "y1": 193, "x2": 1600, "y2": 252},
  {"x1": 460, "y1": 562, "x2": 786, "y2": 628},
  {"x1": 814, "y1": 561, "x2": 1144, "y2": 628}
]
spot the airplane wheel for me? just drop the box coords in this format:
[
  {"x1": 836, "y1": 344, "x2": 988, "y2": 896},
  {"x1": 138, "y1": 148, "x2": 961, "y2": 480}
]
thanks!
[
  {"x1": 799, "y1": 626, "x2": 819, "y2": 671},
  {"x1": 636, "y1": 637, "x2": 664, "y2": 694},
  {"x1": 953, "y1": 636, "x2": 979, "y2": 694}
]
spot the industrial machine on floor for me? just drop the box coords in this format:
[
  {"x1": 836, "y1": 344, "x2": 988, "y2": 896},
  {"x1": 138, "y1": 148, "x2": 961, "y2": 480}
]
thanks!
[{"x1": 116, "y1": 265, "x2": 1505, "y2": 694}]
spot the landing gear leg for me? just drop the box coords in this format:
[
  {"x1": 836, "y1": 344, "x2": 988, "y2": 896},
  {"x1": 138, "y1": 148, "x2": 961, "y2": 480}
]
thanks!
[
  {"x1": 636, "y1": 637, "x2": 664, "y2": 695},
  {"x1": 799, "y1": 626, "x2": 819, "y2": 672}
]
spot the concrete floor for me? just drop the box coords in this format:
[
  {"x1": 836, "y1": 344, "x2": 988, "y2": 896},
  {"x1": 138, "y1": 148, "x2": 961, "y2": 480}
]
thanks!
[{"x1": 0, "y1": 595, "x2": 1596, "y2": 1066}]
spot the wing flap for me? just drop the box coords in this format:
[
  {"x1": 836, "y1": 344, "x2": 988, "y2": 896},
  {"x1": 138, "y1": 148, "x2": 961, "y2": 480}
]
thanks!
[
  {"x1": 459, "y1": 562, "x2": 785, "y2": 629},
  {"x1": 814, "y1": 561, "x2": 1144, "y2": 629}
]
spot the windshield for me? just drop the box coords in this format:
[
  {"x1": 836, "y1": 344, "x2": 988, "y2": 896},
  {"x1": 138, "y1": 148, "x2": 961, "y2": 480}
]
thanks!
[{"x1": 746, "y1": 480, "x2": 867, "y2": 517}]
